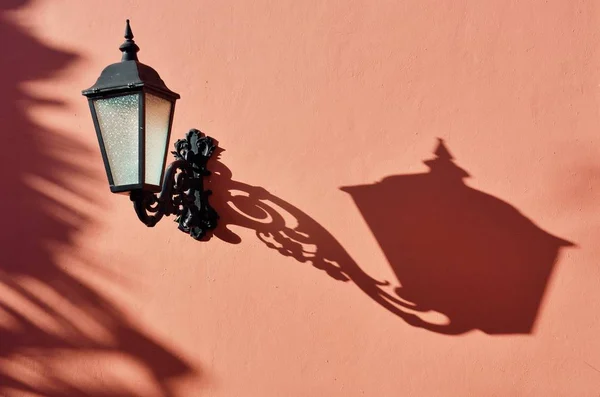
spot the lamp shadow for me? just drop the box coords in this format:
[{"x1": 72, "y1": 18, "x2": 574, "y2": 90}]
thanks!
[
  {"x1": 0, "y1": 2, "x2": 196, "y2": 395},
  {"x1": 342, "y1": 139, "x2": 574, "y2": 334},
  {"x1": 210, "y1": 139, "x2": 574, "y2": 335}
]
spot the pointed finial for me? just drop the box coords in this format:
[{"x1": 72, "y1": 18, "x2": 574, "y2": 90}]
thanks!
[
  {"x1": 434, "y1": 138, "x2": 454, "y2": 160},
  {"x1": 124, "y1": 19, "x2": 134, "y2": 40},
  {"x1": 119, "y1": 19, "x2": 140, "y2": 61},
  {"x1": 423, "y1": 138, "x2": 470, "y2": 178}
]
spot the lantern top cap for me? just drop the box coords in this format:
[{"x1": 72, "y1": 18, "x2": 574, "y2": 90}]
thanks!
[
  {"x1": 119, "y1": 19, "x2": 139, "y2": 61},
  {"x1": 81, "y1": 19, "x2": 180, "y2": 100}
]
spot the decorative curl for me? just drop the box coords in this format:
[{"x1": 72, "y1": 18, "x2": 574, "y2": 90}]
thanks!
[{"x1": 130, "y1": 129, "x2": 219, "y2": 240}]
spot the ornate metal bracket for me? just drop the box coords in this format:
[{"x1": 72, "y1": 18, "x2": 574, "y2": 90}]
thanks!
[{"x1": 130, "y1": 129, "x2": 219, "y2": 240}]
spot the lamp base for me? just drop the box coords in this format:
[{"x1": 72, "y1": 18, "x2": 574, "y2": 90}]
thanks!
[{"x1": 130, "y1": 129, "x2": 219, "y2": 241}]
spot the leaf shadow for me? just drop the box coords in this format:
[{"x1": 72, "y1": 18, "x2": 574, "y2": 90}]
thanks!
[{"x1": 0, "y1": 3, "x2": 198, "y2": 395}]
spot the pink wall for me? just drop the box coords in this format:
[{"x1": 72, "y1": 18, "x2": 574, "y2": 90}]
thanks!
[{"x1": 2, "y1": 0, "x2": 599, "y2": 395}]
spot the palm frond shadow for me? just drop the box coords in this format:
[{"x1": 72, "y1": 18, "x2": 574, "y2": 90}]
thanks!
[{"x1": 0, "y1": 3, "x2": 197, "y2": 395}]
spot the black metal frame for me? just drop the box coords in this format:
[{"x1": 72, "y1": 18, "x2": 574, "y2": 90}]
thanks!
[
  {"x1": 130, "y1": 129, "x2": 219, "y2": 240},
  {"x1": 82, "y1": 20, "x2": 219, "y2": 240},
  {"x1": 87, "y1": 89, "x2": 177, "y2": 194},
  {"x1": 82, "y1": 20, "x2": 180, "y2": 194}
]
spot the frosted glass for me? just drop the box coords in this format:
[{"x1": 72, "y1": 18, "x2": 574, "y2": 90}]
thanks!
[
  {"x1": 94, "y1": 94, "x2": 140, "y2": 186},
  {"x1": 145, "y1": 93, "x2": 172, "y2": 186}
]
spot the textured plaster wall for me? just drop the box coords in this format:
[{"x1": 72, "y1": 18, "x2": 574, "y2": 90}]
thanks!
[{"x1": 1, "y1": 0, "x2": 600, "y2": 396}]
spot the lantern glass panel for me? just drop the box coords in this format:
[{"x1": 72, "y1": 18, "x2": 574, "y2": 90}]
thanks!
[
  {"x1": 144, "y1": 93, "x2": 173, "y2": 186},
  {"x1": 93, "y1": 93, "x2": 140, "y2": 186}
]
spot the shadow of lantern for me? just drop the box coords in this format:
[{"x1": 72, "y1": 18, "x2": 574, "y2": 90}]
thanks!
[{"x1": 341, "y1": 139, "x2": 574, "y2": 335}]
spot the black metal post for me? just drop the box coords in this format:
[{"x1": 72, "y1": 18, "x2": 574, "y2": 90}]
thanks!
[{"x1": 130, "y1": 129, "x2": 219, "y2": 240}]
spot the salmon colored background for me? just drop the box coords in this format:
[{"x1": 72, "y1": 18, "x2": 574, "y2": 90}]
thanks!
[{"x1": 2, "y1": 0, "x2": 600, "y2": 396}]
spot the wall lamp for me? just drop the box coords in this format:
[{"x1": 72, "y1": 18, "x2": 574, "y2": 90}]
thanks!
[{"x1": 82, "y1": 20, "x2": 218, "y2": 240}]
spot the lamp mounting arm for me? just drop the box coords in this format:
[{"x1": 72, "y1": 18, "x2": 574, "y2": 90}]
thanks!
[{"x1": 130, "y1": 129, "x2": 219, "y2": 240}]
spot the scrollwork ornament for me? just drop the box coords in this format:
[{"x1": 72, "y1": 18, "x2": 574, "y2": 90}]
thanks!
[{"x1": 130, "y1": 129, "x2": 219, "y2": 240}]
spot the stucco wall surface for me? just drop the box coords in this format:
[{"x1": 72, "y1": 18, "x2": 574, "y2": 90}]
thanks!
[{"x1": 1, "y1": 1, "x2": 600, "y2": 396}]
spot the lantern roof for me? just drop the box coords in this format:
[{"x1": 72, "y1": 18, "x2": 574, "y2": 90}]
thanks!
[{"x1": 82, "y1": 20, "x2": 180, "y2": 100}]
